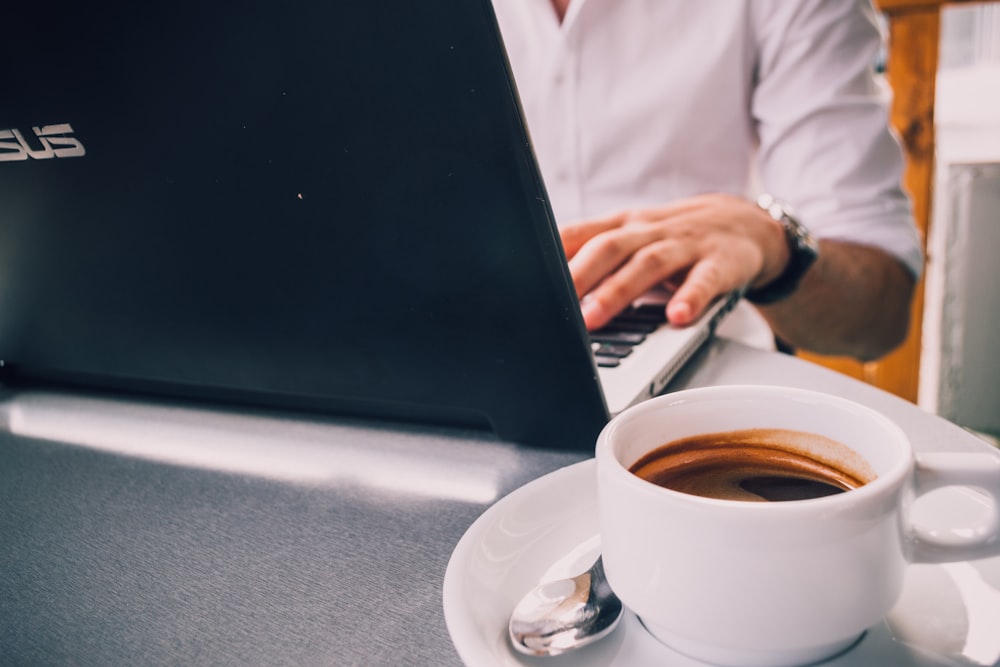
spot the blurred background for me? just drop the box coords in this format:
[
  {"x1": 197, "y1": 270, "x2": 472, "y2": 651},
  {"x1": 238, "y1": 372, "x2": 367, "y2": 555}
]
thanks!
[
  {"x1": 804, "y1": 2, "x2": 999, "y2": 447},
  {"x1": 921, "y1": 2, "x2": 1000, "y2": 443}
]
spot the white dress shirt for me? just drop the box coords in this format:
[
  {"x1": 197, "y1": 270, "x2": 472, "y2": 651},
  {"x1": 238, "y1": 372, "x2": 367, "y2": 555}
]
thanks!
[{"x1": 490, "y1": 0, "x2": 924, "y2": 281}]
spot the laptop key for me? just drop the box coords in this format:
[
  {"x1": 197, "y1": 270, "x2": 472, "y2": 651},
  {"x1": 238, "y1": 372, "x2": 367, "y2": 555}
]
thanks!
[
  {"x1": 591, "y1": 342, "x2": 633, "y2": 358},
  {"x1": 614, "y1": 304, "x2": 669, "y2": 324},
  {"x1": 632, "y1": 303, "x2": 670, "y2": 316},
  {"x1": 590, "y1": 330, "x2": 646, "y2": 345},
  {"x1": 594, "y1": 355, "x2": 621, "y2": 368},
  {"x1": 597, "y1": 319, "x2": 658, "y2": 334}
]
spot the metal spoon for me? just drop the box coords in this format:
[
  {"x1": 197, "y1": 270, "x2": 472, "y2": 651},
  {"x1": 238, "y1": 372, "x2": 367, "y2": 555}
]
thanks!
[{"x1": 508, "y1": 556, "x2": 624, "y2": 656}]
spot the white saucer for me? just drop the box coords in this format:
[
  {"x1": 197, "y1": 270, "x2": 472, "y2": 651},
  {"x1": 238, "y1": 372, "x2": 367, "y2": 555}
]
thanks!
[{"x1": 443, "y1": 460, "x2": 1000, "y2": 667}]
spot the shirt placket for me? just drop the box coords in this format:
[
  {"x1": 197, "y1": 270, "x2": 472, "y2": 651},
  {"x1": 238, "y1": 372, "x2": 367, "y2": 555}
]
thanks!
[{"x1": 550, "y1": 27, "x2": 583, "y2": 221}]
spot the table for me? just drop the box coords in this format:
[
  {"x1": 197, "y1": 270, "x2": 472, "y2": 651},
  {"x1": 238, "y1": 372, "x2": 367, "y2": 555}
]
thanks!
[{"x1": 1, "y1": 338, "x2": 995, "y2": 666}]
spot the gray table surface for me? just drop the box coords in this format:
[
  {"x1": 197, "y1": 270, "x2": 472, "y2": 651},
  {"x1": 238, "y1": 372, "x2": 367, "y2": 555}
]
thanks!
[{"x1": 1, "y1": 339, "x2": 994, "y2": 666}]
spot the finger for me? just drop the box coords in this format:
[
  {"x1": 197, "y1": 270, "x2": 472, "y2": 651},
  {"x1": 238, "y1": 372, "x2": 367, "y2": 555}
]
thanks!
[
  {"x1": 560, "y1": 201, "x2": 700, "y2": 258},
  {"x1": 579, "y1": 241, "x2": 692, "y2": 330},
  {"x1": 567, "y1": 225, "x2": 666, "y2": 299},
  {"x1": 559, "y1": 213, "x2": 627, "y2": 259},
  {"x1": 666, "y1": 257, "x2": 735, "y2": 326}
]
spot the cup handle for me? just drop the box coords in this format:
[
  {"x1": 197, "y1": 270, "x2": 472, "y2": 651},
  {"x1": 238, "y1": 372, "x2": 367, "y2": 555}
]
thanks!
[{"x1": 907, "y1": 452, "x2": 1000, "y2": 564}]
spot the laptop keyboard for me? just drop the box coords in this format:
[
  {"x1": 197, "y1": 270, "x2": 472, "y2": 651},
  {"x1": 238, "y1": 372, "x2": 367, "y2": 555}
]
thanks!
[{"x1": 590, "y1": 304, "x2": 668, "y2": 368}]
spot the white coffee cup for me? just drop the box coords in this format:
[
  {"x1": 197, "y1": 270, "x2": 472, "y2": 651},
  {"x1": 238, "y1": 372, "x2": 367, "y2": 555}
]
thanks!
[{"x1": 595, "y1": 385, "x2": 1000, "y2": 667}]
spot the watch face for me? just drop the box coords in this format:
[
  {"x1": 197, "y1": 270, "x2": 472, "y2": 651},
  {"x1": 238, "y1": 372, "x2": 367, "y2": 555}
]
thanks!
[{"x1": 789, "y1": 219, "x2": 818, "y2": 253}]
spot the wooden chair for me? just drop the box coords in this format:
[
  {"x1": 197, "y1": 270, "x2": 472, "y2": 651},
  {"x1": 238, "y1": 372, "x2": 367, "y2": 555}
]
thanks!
[{"x1": 799, "y1": 0, "x2": 986, "y2": 402}]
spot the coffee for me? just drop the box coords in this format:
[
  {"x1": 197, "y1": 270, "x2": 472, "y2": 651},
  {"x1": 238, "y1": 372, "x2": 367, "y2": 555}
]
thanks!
[{"x1": 629, "y1": 428, "x2": 876, "y2": 502}]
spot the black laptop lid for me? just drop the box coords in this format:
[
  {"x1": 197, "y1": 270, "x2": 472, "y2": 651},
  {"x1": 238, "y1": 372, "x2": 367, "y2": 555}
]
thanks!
[{"x1": 0, "y1": 0, "x2": 609, "y2": 450}]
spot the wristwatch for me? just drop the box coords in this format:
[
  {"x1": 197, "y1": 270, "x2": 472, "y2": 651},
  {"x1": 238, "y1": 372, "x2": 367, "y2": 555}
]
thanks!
[{"x1": 744, "y1": 194, "x2": 819, "y2": 305}]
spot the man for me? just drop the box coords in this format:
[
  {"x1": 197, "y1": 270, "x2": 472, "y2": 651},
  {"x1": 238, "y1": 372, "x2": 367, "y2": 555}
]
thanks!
[{"x1": 492, "y1": 0, "x2": 922, "y2": 361}]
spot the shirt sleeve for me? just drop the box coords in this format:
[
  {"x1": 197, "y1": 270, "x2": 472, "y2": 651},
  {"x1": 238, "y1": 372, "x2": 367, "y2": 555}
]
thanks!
[{"x1": 751, "y1": 0, "x2": 923, "y2": 278}]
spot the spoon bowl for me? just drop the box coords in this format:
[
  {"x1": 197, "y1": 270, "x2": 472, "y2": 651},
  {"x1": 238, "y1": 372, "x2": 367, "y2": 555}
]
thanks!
[{"x1": 508, "y1": 556, "x2": 624, "y2": 656}]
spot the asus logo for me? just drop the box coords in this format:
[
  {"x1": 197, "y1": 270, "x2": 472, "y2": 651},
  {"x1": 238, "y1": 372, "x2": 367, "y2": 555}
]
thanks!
[{"x1": 0, "y1": 123, "x2": 86, "y2": 161}]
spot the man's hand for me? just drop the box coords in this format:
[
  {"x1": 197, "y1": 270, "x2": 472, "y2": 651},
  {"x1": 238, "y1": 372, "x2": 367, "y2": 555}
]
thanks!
[
  {"x1": 560, "y1": 193, "x2": 788, "y2": 330},
  {"x1": 559, "y1": 192, "x2": 917, "y2": 361}
]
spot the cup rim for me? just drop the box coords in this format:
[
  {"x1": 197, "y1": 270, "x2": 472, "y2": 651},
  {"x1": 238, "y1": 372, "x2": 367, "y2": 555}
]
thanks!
[{"x1": 596, "y1": 384, "x2": 912, "y2": 510}]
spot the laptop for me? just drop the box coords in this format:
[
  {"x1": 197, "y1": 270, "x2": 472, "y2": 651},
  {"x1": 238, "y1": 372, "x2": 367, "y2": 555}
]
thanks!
[{"x1": 0, "y1": 0, "x2": 735, "y2": 451}]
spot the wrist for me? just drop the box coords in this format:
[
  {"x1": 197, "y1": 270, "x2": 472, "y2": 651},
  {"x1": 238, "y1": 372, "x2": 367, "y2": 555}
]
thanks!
[
  {"x1": 752, "y1": 204, "x2": 791, "y2": 289},
  {"x1": 745, "y1": 194, "x2": 819, "y2": 305}
]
